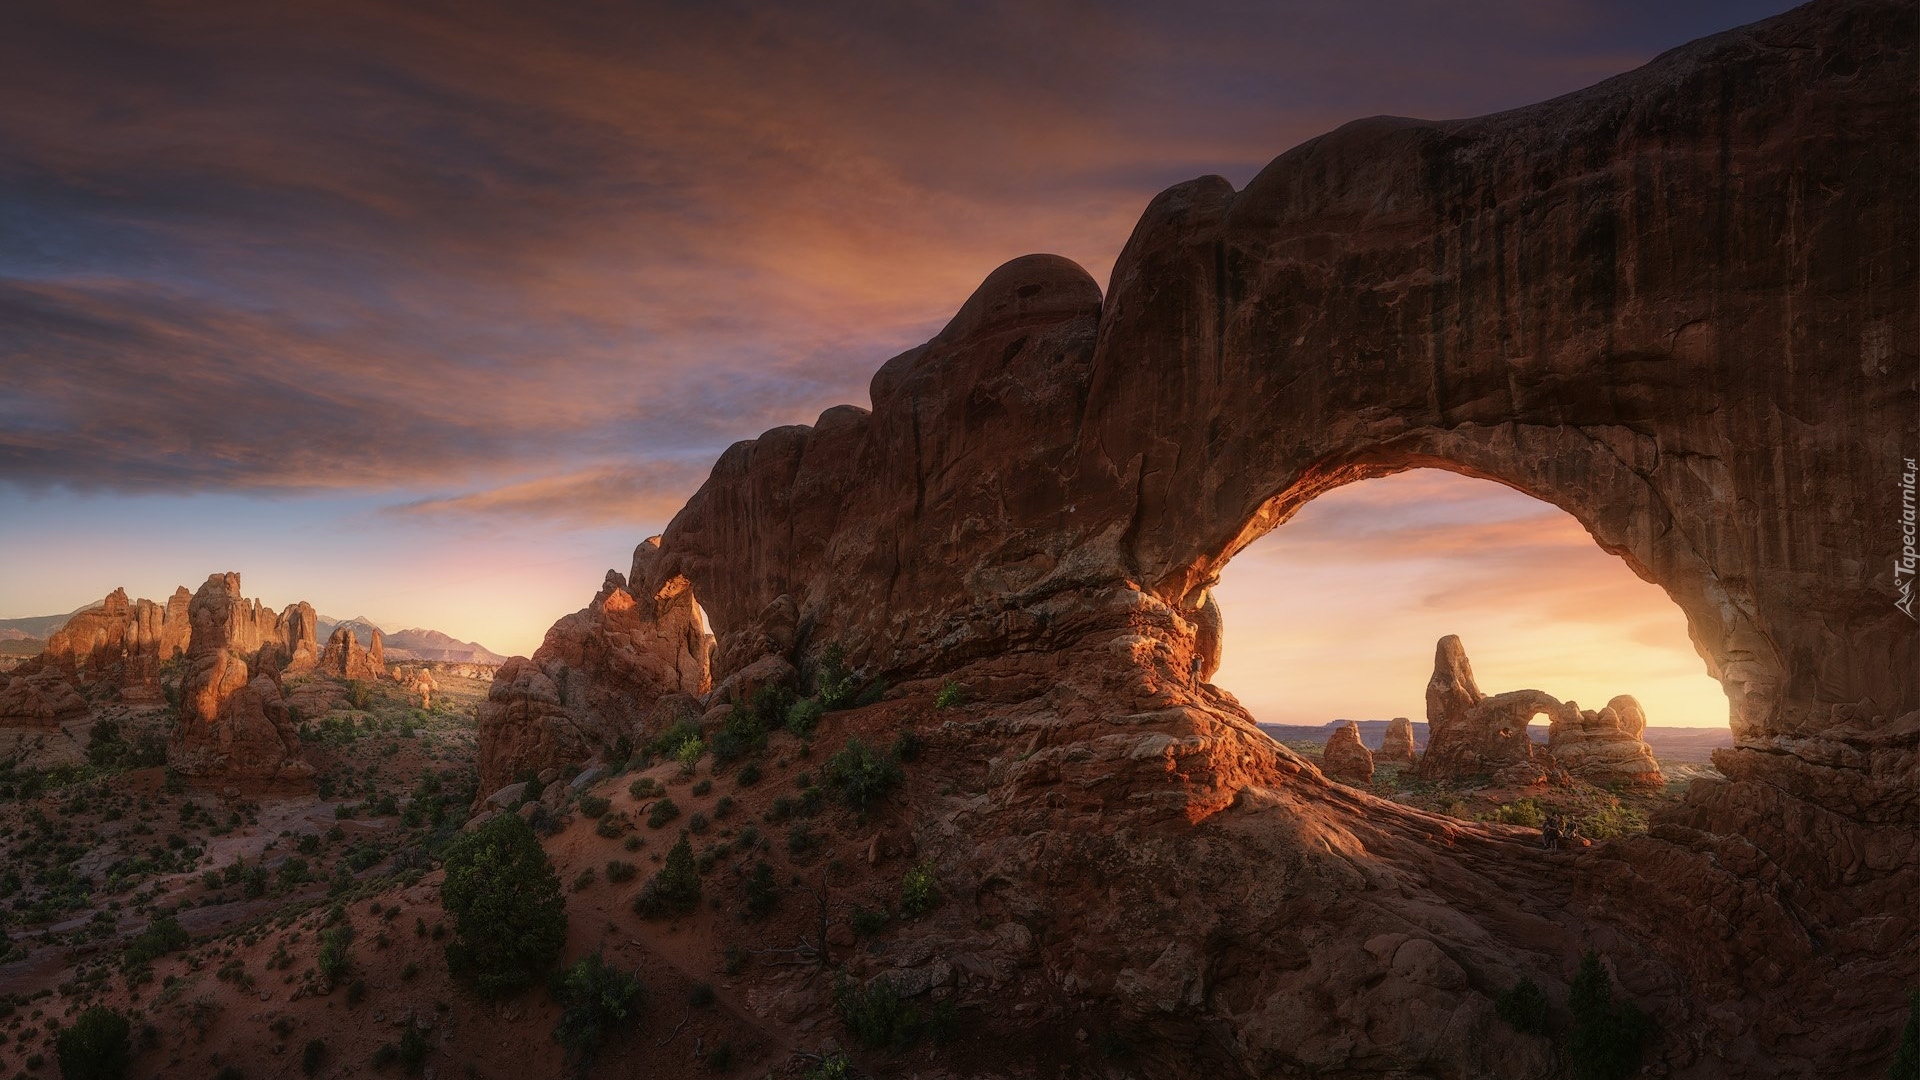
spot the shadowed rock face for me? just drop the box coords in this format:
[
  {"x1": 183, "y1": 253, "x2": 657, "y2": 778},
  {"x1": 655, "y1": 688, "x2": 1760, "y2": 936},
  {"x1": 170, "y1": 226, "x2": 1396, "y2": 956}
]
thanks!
[{"x1": 493, "y1": 3, "x2": 1916, "y2": 1074}]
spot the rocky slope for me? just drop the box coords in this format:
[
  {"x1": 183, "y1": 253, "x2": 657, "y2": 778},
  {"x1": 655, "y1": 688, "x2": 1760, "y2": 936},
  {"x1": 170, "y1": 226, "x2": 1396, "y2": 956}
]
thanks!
[{"x1": 483, "y1": 2, "x2": 1915, "y2": 1075}]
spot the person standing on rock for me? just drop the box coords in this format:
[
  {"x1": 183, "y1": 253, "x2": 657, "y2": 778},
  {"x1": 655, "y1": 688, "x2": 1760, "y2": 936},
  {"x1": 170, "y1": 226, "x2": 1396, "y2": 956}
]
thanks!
[{"x1": 1542, "y1": 814, "x2": 1561, "y2": 851}]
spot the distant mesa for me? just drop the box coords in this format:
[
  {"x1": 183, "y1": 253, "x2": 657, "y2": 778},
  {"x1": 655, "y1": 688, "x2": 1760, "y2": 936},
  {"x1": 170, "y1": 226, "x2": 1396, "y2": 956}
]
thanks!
[{"x1": 317, "y1": 617, "x2": 507, "y2": 665}]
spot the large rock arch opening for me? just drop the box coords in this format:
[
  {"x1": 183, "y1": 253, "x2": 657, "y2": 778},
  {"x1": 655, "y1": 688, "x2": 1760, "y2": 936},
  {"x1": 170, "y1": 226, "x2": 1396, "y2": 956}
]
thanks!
[{"x1": 488, "y1": 3, "x2": 1914, "y2": 1072}]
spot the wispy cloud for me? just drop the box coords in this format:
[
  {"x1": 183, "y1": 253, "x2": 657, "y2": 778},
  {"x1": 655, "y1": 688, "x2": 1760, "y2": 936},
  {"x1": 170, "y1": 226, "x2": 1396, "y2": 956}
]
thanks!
[{"x1": 385, "y1": 461, "x2": 709, "y2": 527}]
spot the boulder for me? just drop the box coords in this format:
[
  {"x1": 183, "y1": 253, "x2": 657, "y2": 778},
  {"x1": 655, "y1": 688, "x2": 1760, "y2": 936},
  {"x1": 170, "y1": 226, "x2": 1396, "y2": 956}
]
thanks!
[
  {"x1": 1548, "y1": 695, "x2": 1664, "y2": 790},
  {"x1": 1377, "y1": 717, "x2": 1416, "y2": 764},
  {"x1": 0, "y1": 669, "x2": 88, "y2": 727},
  {"x1": 1320, "y1": 721, "x2": 1374, "y2": 784}
]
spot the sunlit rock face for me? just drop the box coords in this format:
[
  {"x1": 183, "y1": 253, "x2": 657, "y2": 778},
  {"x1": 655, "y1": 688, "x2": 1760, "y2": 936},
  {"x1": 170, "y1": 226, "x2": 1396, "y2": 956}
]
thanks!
[
  {"x1": 167, "y1": 573, "x2": 313, "y2": 790},
  {"x1": 318, "y1": 624, "x2": 384, "y2": 681},
  {"x1": 1320, "y1": 720, "x2": 1374, "y2": 784},
  {"x1": 491, "y1": 4, "x2": 1916, "y2": 1074},
  {"x1": 476, "y1": 540, "x2": 710, "y2": 795},
  {"x1": 1549, "y1": 694, "x2": 1664, "y2": 790}
]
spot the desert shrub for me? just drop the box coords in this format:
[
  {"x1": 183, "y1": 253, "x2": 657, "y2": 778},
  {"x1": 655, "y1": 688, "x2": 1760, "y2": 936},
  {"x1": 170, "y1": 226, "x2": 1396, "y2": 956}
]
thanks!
[
  {"x1": 688, "y1": 981, "x2": 716, "y2": 1008},
  {"x1": 712, "y1": 794, "x2": 734, "y2": 820},
  {"x1": 123, "y1": 911, "x2": 189, "y2": 967},
  {"x1": 1579, "y1": 804, "x2": 1648, "y2": 840},
  {"x1": 55, "y1": 1006, "x2": 131, "y2": 1080},
  {"x1": 735, "y1": 761, "x2": 763, "y2": 787},
  {"x1": 786, "y1": 824, "x2": 823, "y2": 859},
  {"x1": 551, "y1": 952, "x2": 645, "y2": 1070},
  {"x1": 1490, "y1": 799, "x2": 1544, "y2": 829},
  {"x1": 783, "y1": 698, "x2": 823, "y2": 739},
  {"x1": 572, "y1": 868, "x2": 596, "y2": 891},
  {"x1": 1568, "y1": 951, "x2": 1654, "y2": 1080},
  {"x1": 890, "y1": 729, "x2": 923, "y2": 764},
  {"x1": 1891, "y1": 990, "x2": 1920, "y2": 1080},
  {"x1": 605, "y1": 860, "x2": 637, "y2": 884},
  {"x1": 674, "y1": 734, "x2": 705, "y2": 775},
  {"x1": 823, "y1": 737, "x2": 902, "y2": 812},
  {"x1": 346, "y1": 978, "x2": 366, "y2": 1005},
  {"x1": 849, "y1": 907, "x2": 888, "y2": 937},
  {"x1": 576, "y1": 794, "x2": 610, "y2": 818},
  {"x1": 632, "y1": 835, "x2": 700, "y2": 919},
  {"x1": 439, "y1": 813, "x2": 568, "y2": 998},
  {"x1": 346, "y1": 680, "x2": 372, "y2": 711},
  {"x1": 815, "y1": 644, "x2": 860, "y2": 711},
  {"x1": 627, "y1": 776, "x2": 662, "y2": 800},
  {"x1": 646, "y1": 798, "x2": 681, "y2": 829},
  {"x1": 1496, "y1": 975, "x2": 1550, "y2": 1035},
  {"x1": 594, "y1": 813, "x2": 627, "y2": 839},
  {"x1": 302, "y1": 1037, "x2": 328, "y2": 1075},
  {"x1": 278, "y1": 856, "x2": 311, "y2": 886},
  {"x1": 317, "y1": 924, "x2": 354, "y2": 982},
  {"x1": 898, "y1": 861, "x2": 939, "y2": 917},
  {"x1": 742, "y1": 861, "x2": 779, "y2": 918},
  {"x1": 691, "y1": 778, "x2": 712, "y2": 796},
  {"x1": 688, "y1": 811, "x2": 710, "y2": 834},
  {"x1": 835, "y1": 974, "x2": 922, "y2": 1050},
  {"x1": 804, "y1": 1054, "x2": 853, "y2": 1080},
  {"x1": 934, "y1": 681, "x2": 965, "y2": 708},
  {"x1": 395, "y1": 1025, "x2": 429, "y2": 1073}
]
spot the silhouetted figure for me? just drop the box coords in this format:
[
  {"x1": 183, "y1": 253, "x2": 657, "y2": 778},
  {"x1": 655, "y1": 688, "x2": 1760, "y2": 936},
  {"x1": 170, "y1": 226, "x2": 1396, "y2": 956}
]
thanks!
[{"x1": 1542, "y1": 815, "x2": 1562, "y2": 851}]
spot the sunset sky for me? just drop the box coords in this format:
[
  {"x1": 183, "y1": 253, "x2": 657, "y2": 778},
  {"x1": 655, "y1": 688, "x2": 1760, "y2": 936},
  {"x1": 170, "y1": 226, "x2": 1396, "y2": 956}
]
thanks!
[{"x1": 0, "y1": 0, "x2": 1790, "y2": 727}]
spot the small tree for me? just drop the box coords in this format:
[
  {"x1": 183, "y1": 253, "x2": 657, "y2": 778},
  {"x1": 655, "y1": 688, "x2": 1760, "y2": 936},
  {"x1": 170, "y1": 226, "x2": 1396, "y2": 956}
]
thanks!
[
  {"x1": 1567, "y1": 951, "x2": 1653, "y2": 1080},
  {"x1": 440, "y1": 813, "x2": 568, "y2": 998},
  {"x1": 633, "y1": 834, "x2": 700, "y2": 918},
  {"x1": 56, "y1": 1007, "x2": 132, "y2": 1080},
  {"x1": 1496, "y1": 975, "x2": 1550, "y2": 1036},
  {"x1": 551, "y1": 952, "x2": 645, "y2": 1071}
]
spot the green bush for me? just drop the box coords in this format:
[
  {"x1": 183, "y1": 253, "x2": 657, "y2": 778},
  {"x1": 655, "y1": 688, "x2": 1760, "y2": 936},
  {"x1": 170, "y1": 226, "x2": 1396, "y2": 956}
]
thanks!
[
  {"x1": 743, "y1": 861, "x2": 779, "y2": 918},
  {"x1": 55, "y1": 1007, "x2": 131, "y2": 1080},
  {"x1": 605, "y1": 860, "x2": 637, "y2": 884},
  {"x1": 674, "y1": 734, "x2": 705, "y2": 775},
  {"x1": 627, "y1": 776, "x2": 662, "y2": 800},
  {"x1": 123, "y1": 911, "x2": 190, "y2": 967},
  {"x1": 785, "y1": 697, "x2": 824, "y2": 738},
  {"x1": 804, "y1": 1053, "x2": 853, "y2": 1080},
  {"x1": 439, "y1": 813, "x2": 568, "y2": 998},
  {"x1": 1496, "y1": 975, "x2": 1550, "y2": 1036},
  {"x1": 646, "y1": 798, "x2": 681, "y2": 829},
  {"x1": 835, "y1": 973, "x2": 923, "y2": 1050},
  {"x1": 1579, "y1": 804, "x2": 1648, "y2": 840},
  {"x1": 934, "y1": 681, "x2": 965, "y2": 708},
  {"x1": 890, "y1": 729, "x2": 923, "y2": 763},
  {"x1": 1568, "y1": 951, "x2": 1654, "y2": 1080},
  {"x1": 823, "y1": 737, "x2": 903, "y2": 812},
  {"x1": 735, "y1": 761, "x2": 763, "y2": 787},
  {"x1": 849, "y1": 907, "x2": 889, "y2": 937},
  {"x1": 301, "y1": 1037, "x2": 327, "y2": 1076},
  {"x1": 577, "y1": 794, "x2": 610, "y2": 818},
  {"x1": 899, "y1": 861, "x2": 939, "y2": 917},
  {"x1": 551, "y1": 952, "x2": 645, "y2": 1070},
  {"x1": 317, "y1": 924, "x2": 354, "y2": 982},
  {"x1": 1891, "y1": 990, "x2": 1920, "y2": 1080},
  {"x1": 1490, "y1": 799, "x2": 1544, "y2": 829},
  {"x1": 633, "y1": 835, "x2": 701, "y2": 919}
]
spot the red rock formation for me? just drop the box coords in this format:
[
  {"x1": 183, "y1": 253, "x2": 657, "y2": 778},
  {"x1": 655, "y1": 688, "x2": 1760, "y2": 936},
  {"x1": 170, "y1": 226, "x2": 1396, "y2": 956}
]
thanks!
[
  {"x1": 0, "y1": 668, "x2": 88, "y2": 727},
  {"x1": 1549, "y1": 694, "x2": 1665, "y2": 790},
  {"x1": 1414, "y1": 636, "x2": 1563, "y2": 786},
  {"x1": 1377, "y1": 716, "x2": 1416, "y2": 764},
  {"x1": 165, "y1": 573, "x2": 312, "y2": 790},
  {"x1": 488, "y1": 5, "x2": 1918, "y2": 1074},
  {"x1": 477, "y1": 540, "x2": 710, "y2": 793},
  {"x1": 1321, "y1": 721, "x2": 1374, "y2": 784},
  {"x1": 318, "y1": 625, "x2": 384, "y2": 681},
  {"x1": 395, "y1": 665, "x2": 438, "y2": 708}
]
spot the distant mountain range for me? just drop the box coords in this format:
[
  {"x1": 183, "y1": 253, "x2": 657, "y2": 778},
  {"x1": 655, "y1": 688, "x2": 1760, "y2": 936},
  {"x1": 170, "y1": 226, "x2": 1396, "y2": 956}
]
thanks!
[
  {"x1": 1257, "y1": 719, "x2": 1733, "y2": 764},
  {"x1": 315, "y1": 617, "x2": 507, "y2": 665},
  {"x1": 0, "y1": 605, "x2": 504, "y2": 665}
]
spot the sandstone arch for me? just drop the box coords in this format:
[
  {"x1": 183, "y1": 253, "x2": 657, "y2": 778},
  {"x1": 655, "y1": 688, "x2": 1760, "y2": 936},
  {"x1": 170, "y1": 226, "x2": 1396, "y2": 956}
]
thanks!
[{"x1": 500, "y1": 3, "x2": 1915, "y2": 1072}]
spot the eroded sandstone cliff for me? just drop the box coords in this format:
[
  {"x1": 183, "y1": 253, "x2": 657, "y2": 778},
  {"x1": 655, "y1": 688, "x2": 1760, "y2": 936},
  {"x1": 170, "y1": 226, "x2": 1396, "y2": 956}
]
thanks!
[{"x1": 487, "y1": 2, "x2": 1917, "y2": 1073}]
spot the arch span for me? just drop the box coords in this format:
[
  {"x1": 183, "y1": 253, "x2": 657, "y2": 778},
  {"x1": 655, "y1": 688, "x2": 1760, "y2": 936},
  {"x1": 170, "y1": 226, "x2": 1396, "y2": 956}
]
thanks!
[{"x1": 493, "y1": 5, "x2": 1914, "y2": 1072}]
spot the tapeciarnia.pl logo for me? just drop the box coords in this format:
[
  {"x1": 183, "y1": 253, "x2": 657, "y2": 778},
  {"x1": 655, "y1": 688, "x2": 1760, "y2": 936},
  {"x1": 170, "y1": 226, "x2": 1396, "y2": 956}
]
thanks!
[{"x1": 1898, "y1": 456, "x2": 1917, "y2": 621}]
